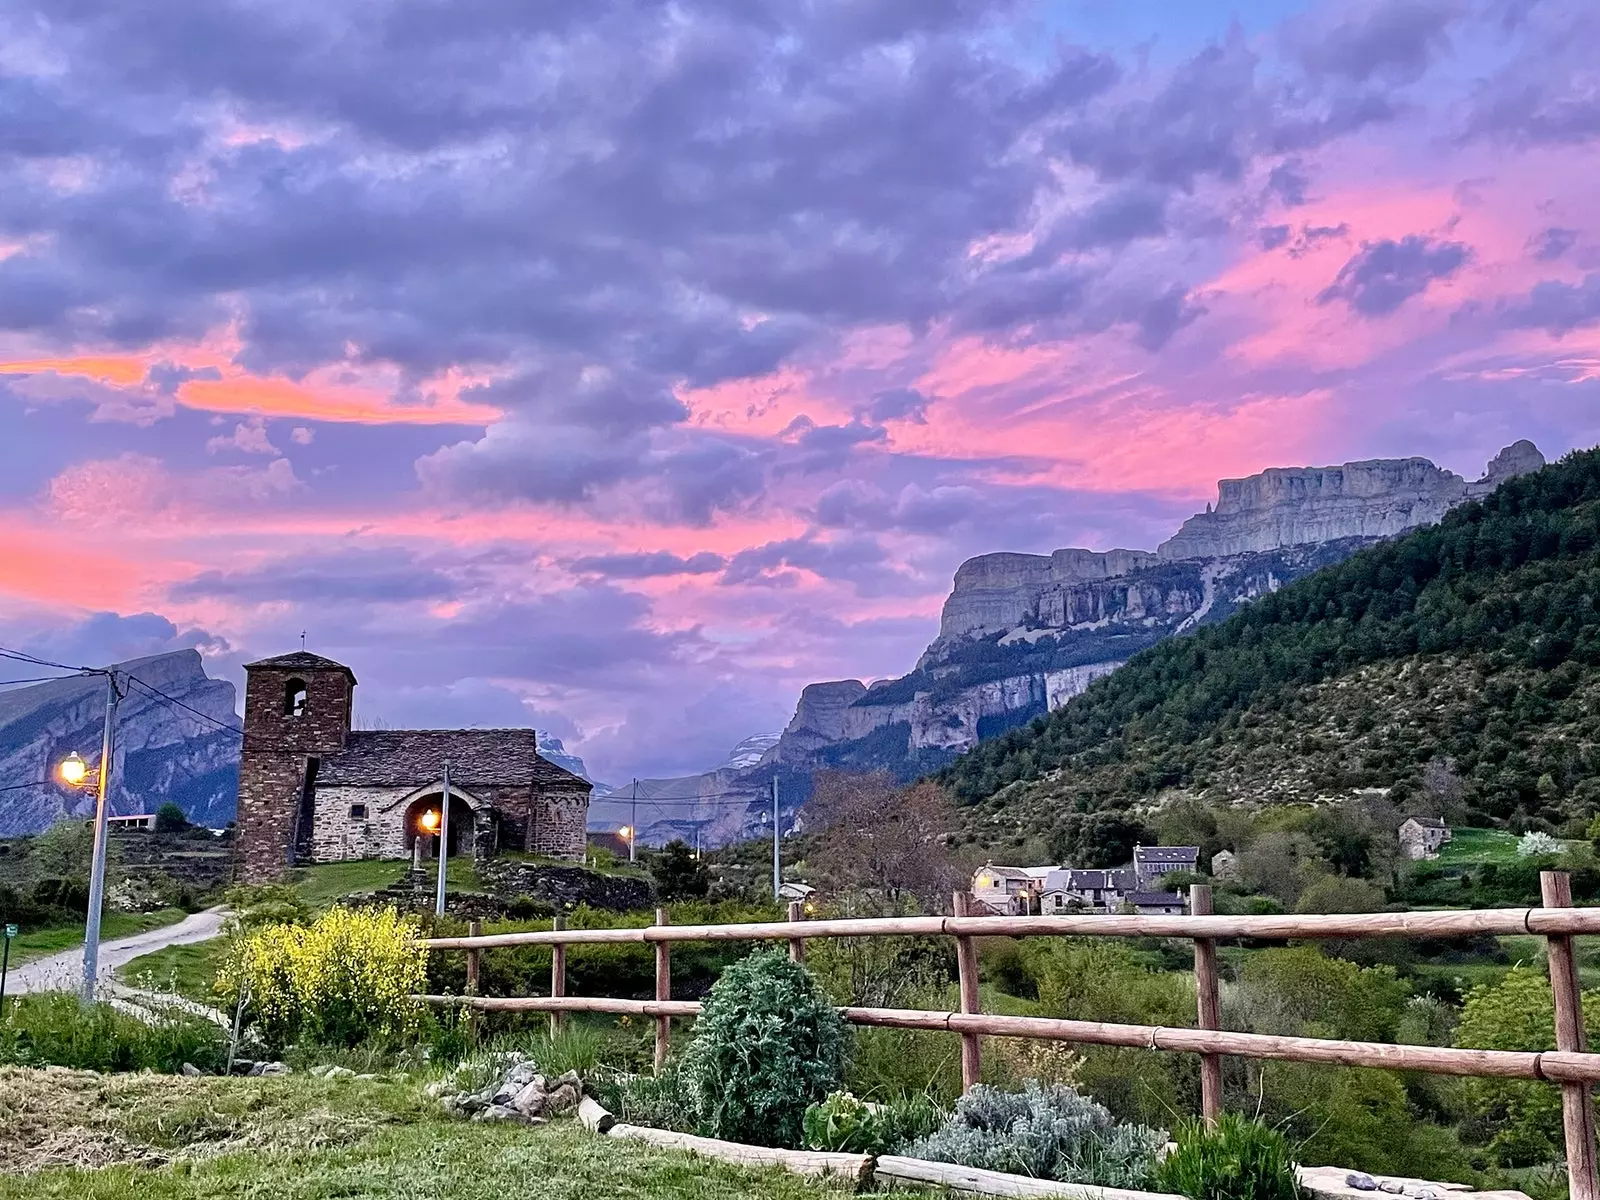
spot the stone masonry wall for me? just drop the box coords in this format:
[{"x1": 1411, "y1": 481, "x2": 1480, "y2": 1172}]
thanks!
[
  {"x1": 526, "y1": 791, "x2": 588, "y2": 859},
  {"x1": 236, "y1": 665, "x2": 352, "y2": 882}
]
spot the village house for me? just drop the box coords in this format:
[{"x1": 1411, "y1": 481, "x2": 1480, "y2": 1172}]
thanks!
[
  {"x1": 1210, "y1": 849, "x2": 1240, "y2": 880},
  {"x1": 1398, "y1": 816, "x2": 1452, "y2": 861},
  {"x1": 974, "y1": 846, "x2": 1201, "y2": 915},
  {"x1": 234, "y1": 652, "x2": 592, "y2": 882},
  {"x1": 1132, "y1": 844, "x2": 1200, "y2": 889}
]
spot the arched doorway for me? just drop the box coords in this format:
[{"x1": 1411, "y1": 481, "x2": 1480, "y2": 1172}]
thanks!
[{"x1": 403, "y1": 792, "x2": 476, "y2": 858}]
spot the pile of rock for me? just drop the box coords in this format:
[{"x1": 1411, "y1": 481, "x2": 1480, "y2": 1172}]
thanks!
[{"x1": 426, "y1": 1053, "x2": 584, "y2": 1126}]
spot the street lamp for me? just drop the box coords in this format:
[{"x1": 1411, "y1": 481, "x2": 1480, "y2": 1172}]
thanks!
[
  {"x1": 58, "y1": 752, "x2": 91, "y2": 788},
  {"x1": 419, "y1": 809, "x2": 441, "y2": 834},
  {"x1": 618, "y1": 825, "x2": 635, "y2": 863}
]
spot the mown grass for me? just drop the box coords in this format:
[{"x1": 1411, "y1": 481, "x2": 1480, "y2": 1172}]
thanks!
[
  {"x1": 1435, "y1": 827, "x2": 1527, "y2": 866},
  {"x1": 287, "y1": 858, "x2": 487, "y2": 911},
  {"x1": 118, "y1": 939, "x2": 229, "y2": 1006},
  {"x1": 10, "y1": 908, "x2": 190, "y2": 966},
  {"x1": 0, "y1": 1067, "x2": 902, "y2": 1199}
]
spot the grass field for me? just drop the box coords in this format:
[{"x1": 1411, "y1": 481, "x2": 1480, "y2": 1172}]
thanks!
[
  {"x1": 9, "y1": 908, "x2": 190, "y2": 966},
  {"x1": 286, "y1": 857, "x2": 486, "y2": 910},
  {"x1": 0, "y1": 1067, "x2": 896, "y2": 1199},
  {"x1": 1435, "y1": 827, "x2": 1527, "y2": 866},
  {"x1": 117, "y1": 939, "x2": 228, "y2": 1005}
]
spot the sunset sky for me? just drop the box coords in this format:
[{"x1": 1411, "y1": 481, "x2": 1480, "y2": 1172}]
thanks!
[{"x1": 2, "y1": 0, "x2": 1599, "y2": 785}]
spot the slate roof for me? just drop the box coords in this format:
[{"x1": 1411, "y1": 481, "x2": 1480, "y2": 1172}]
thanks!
[
  {"x1": 244, "y1": 651, "x2": 358, "y2": 681},
  {"x1": 976, "y1": 865, "x2": 1036, "y2": 882},
  {"x1": 1403, "y1": 816, "x2": 1447, "y2": 829},
  {"x1": 1129, "y1": 891, "x2": 1185, "y2": 906},
  {"x1": 315, "y1": 729, "x2": 590, "y2": 790},
  {"x1": 1133, "y1": 845, "x2": 1199, "y2": 865}
]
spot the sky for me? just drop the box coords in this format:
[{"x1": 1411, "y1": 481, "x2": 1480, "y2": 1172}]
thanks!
[{"x1": 2, "y1": 0, "x2": 1599, "y2": 786}]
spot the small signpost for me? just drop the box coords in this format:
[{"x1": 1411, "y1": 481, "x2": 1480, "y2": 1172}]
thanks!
[{"x1": 0, "y1": 923, "x2": 17, "y2": 1019}]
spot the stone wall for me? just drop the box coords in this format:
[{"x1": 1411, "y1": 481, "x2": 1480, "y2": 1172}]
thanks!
[
  {"x1": 236, "y1": 663, "x2": 353, "y2": 882},
  {"x1": 476, "y1": 858, "x2": 655, "y2": 912},
  {"x1": 303, "y1": 783, "x2": 586, "y2": 864}
]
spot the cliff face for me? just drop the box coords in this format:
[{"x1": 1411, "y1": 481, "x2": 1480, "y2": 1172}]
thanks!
[
  {"x1": 0, "y1": 650, "x2": 240, "y2": 836},
  {"x1": 748, "y1": 442, "x2": 1546, "y2": 809},
  {"x1": 1155, "y1": 439, "x2": 1543, "y2": 561}
]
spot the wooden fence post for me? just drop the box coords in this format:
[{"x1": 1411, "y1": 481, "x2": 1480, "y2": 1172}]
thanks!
[
  {"x1": 952, "y1": 891, "x2": 982, "y2": 1093},
  {"x1": 1190, "y1": 884, "x2": 1222, "y2": 1127},
  {"x1": 654, "y1": 908, "x2": 672, "y2": 1073},
  {"x1": 465, "y1": 920, "x2": 482, "y2": 997},
  {"x1": 550, "y1": 914, "x2": 567, "y2": 1038},
  {"x1": 788, "y1": 900, "x2": 807, "y2": 963},
  {"x1": 1542, "y1": 871, "x2": 1600, "y2": 1200}
]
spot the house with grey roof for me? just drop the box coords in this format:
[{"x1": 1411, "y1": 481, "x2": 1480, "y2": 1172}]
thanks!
[
  {"x1": 1398, "y1": 817, "x2": 1452, "y2": 861},
  {"x1": 235, "y1": 651, "x2": 591, "y2": 881},
  {"x1": 1133, "y1": 845, "x2": 1200, "y2": 890}
]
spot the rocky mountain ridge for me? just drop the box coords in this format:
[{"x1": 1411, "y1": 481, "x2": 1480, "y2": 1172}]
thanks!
[
  {"x1": 760, "y1": 440, "x2": 1545, "y2": 780},
  {"x1": 0, "y1": 650, "x2": 242, "y2": 837}
]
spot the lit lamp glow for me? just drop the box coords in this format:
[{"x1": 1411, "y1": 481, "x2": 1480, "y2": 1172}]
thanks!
[
  {"x1": 419, "y1": 809, "x2": 441, "y2": 834},
  {"x1": 618, "y1": 824, "x2": 633, "y2": 842},
  {"x1": 58, "y1": 752, "x2": 90, "y2": 788}
]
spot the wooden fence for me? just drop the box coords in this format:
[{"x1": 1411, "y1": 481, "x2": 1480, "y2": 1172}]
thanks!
[{"x1": 419, "y1": 874, "x2": 1600, "y2": 1199}]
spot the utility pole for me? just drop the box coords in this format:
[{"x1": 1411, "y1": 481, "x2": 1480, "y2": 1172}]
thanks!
[
  {"x1": 772, "y1": 775, "x2": 781, "y2": 899},
  {"x1": 81, "y1": 670, "x2": 120, "y2": 1006},
  {"x1": 630, "y1": 779, "x2": 638, "y2": 863},
  {"x1": 435, "y1": 760, "x2": 451, "y2": 918}
]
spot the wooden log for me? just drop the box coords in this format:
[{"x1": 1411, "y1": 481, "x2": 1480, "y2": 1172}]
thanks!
[
  {"x1": 550, "y1": 914, "x2": 567, "y2": 1038},
  {"x1": 577, "y1": 1095, "x2": 615, "y2": 1134},
  {"x1": 953, "y1": 891, "x2": 982, "y2": 1093},
  {"x1": 874, "y1": 1155, "x2": 1185, "y2": 1200},
  {"x1": 787, "y1": 901, "x2": 806, "y2": 963},
  {"x1": 654, "y1": 908, "x2": 671, "y2": 1072},
  {"x1": 415, "y1": 994, "x2": 703, "y2": 1017},
  {"x1": 607, "y1": 1124, "x2": 873, "y2": 1182},
  {"x1": 1190, "y1": 884, "x2": 1222, "y2": 1126},
  {"x1": 423, "y1": 904, "x2": 1600, "y2": 951},
  {"x1": 1542, "y1": 871, "x2": 1600, "y2": 1200},
  {"x1": 464, "y1": 920, "x2": 482, "y2": 997}
]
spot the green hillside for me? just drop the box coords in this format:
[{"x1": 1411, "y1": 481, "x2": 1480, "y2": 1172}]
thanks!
[{"x1": 944, "y1": 446, "x2": 1600, "y2": 850}]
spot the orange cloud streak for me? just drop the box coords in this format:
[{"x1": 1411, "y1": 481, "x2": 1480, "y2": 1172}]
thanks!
[{"x1": 176, "y1": 376, "x2": 499, "y2": 425}]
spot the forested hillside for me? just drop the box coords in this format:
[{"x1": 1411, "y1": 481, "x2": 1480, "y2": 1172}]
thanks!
[{"x1": 944, "y1": 446, "x2": 1600, "y2": 851}]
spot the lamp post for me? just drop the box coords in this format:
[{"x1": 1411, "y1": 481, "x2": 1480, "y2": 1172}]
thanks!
[
  {"x1": 435, "y1": 760, "x2": 451, "y2": 918},
  {"x1": 59, "y1": 671, "x2": 119, "y2": 1006},
  {"x1": 618, "y1": 825, "x2": 634, "y2": 863}
]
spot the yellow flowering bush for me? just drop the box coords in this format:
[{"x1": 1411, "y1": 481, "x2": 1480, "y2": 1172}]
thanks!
[{"x1": 218, "y1": 905, "x2": 428, "y2": 1051}]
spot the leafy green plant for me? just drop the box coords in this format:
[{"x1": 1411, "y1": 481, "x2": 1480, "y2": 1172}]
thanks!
[
  {"x1": 904, "y1": 1080, "x2": 1166, "y2": 1187},
  {"x1": 0, "y1": 990, "x2": 226, "y2": 1074},
  {"x1": 217, "y1": 904, "x2": 427, "y2": 1051},
  {"x1": 1156, "y1": 1113, "x2": 1302, "y2": 1200},
  {"x1": 681, "y1": 948, "x2": 850, "y2": 1148},
  {"x1": 803, "y1": 1091, "x2": 892, "y2": 1154},
  {"x1": 589, "y1": 1062, "x2": 699, "y2": 1134}
]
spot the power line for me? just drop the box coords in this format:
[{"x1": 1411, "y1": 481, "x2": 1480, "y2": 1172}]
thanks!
[
  {"x1": 0, "y1": 644, "x2": 91, "y2": 674},
  {"x1": 0, "y1": 676, "x2": 79, "y2": 687},
  {"x1": 0, "y1": 778, "x2": 52, "y2": 793},
  {"x1": 124, "y1": 676, "x2": 243, "y2": 735}
]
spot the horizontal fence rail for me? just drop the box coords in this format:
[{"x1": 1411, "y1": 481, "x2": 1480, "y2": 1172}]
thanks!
[
  {"x1": 420, "y1": 904, "x2": 1600, "y2": 950},
  {"x1": 417, "y1": 874, "x2": 1600, "y2": 1200}
]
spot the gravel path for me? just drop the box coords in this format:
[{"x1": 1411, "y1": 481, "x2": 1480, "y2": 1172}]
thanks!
[{"x1": 6, "y1": 906, "x2": 229, "y2": 997}]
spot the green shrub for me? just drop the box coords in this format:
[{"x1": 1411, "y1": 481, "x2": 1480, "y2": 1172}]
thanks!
[
  {"x1": 681, "y1": 949, "x2": 850, "y2": 1148},
  {"x1": 803, "y1": 1091, "x2": 893, "y2": 1155},
  {"x1": 590, "y1": 1063, "x2": 699, "y2": 1134},
  {"x1": 904, "y1": 1080, "x2": 1166, "y2": 1187},
  {"x1": 0, "y1": 991, "x2": 226, "y2": 1074},
  {"x1": 217, "y1": 904, "x2": 427, "y2": 1051},
  {"x1": 1156, "y1": 1113, "x2": 1302, "y2": 1200}
]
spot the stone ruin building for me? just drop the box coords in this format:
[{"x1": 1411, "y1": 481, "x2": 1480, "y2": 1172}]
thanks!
[{"x1": 234, "y1": 651, "x2": 591, "y2": 882}]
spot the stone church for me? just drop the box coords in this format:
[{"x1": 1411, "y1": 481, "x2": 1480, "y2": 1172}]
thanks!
[{"x1": 234, "y1": 651, "x2": 592, "y2": 882}]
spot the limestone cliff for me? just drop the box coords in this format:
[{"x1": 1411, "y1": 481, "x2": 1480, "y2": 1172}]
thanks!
[
  {"x1": 755, "y1": 441, "x2": 1545, "y2": 802},
  {"x1": 1155, "y1": 439, "x2": 1544, "y2": 561},
  {"x1": 0, "y1": 650, "x2": 240, "y2": 836}
]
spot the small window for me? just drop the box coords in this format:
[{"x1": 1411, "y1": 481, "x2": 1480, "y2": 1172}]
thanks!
[
  {"x1": 285, "y1": 678, "x2": 308, "y2": 717},
  {"x1": 349, "y1": 803, "x2": 367, "y2": 820}
]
